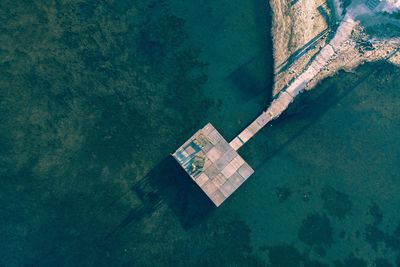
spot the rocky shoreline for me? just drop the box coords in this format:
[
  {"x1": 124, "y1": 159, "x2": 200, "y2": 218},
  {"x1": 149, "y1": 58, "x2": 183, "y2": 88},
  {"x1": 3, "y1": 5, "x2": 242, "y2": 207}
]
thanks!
[{"x1": 269, "y1": 0, "x2": 400, "y2": 95}]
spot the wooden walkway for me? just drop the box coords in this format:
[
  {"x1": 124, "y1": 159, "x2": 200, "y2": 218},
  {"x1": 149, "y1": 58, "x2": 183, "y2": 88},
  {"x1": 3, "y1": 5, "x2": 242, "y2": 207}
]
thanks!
[
  {"x1": 230, "y1": 16, "x2": 357, "y2": 150},
  {"x1": 230, "y1": 90, "x2": 295, "y2": 150},
  {"x1": 174, "y1": 14, "x2": 363, "y2": 206}
]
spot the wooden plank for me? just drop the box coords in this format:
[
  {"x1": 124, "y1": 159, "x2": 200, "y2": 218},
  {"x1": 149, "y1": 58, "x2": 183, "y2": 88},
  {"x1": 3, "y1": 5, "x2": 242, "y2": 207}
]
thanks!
[{"x1": 229, "y1": 137, "x2": 244, "y2": 150}]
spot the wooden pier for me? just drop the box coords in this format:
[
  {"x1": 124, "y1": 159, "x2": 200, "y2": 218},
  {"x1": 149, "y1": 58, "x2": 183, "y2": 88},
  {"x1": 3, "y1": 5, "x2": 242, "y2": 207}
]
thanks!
[
  {"x1": 173, "y1": 15, "x2": 359, "y2": 206},
  {"x1": 173, "y1": 124, "x2": 254, "y2": 206}
]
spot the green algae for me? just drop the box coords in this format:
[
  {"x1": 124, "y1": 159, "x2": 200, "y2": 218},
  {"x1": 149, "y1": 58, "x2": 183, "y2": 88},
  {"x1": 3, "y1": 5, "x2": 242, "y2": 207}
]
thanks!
[
  {"x1": 0, "y1": 1, "x2": 211, "y2": 266},
  {"x1": 1, "y1": 0, "x2": 400, "y2": 266},
  {"x1": 298, "y1": 213, "x2": 334, "y2": 246},
  {"x1": 321, "y1": 186, "x2": 353, "y2": 219},
  {"x1": 0, "y1": 0, "x2": 270, "y2": 266}
]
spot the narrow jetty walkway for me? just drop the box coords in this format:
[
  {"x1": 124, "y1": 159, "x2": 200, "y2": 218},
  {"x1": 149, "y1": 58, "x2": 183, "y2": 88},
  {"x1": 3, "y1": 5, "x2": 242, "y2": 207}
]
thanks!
[{"x1": 230, "y1": 14, "x2": 357, "y2": 150}]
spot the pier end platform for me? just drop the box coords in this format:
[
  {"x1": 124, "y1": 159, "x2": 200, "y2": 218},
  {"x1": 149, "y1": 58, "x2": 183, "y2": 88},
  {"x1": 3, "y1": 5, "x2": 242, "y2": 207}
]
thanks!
[{"x1": 172, "y1": 123, "x2": 254, "y2": 206}]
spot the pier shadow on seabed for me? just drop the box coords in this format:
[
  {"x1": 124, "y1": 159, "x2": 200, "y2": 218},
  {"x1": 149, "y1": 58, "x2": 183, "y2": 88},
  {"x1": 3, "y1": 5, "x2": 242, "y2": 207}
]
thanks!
[{"x1": 105, "y1": 156, "x2": 215, "y2": 237}]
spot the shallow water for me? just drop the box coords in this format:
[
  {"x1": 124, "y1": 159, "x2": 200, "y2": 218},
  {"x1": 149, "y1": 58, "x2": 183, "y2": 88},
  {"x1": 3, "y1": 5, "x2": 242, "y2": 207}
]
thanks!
[{"x1": 1, "y1": 0, "x2": 400, "y2": 266}]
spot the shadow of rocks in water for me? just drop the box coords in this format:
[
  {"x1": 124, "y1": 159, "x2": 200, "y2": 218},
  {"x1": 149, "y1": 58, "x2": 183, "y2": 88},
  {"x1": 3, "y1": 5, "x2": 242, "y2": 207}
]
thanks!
[
  {"x1": 225, "y1": 0, "x2": 274, "y2": 103},
  {"x1": 227, "y1": 52, "x2": 274, "y2": 102}
]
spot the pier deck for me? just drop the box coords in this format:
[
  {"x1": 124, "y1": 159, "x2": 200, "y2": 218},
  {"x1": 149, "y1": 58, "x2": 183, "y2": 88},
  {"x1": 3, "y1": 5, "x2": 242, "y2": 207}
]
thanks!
[
  {"x1": 172, "y1": 123, "x2": 254, "y2": 206},
  {"x1": 172, "y1": 14, "x2": 359, "y2": 207}
]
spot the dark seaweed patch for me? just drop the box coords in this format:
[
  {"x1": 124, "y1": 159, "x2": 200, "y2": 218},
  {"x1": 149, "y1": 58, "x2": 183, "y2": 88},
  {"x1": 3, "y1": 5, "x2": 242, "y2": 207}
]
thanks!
[
  {"x1": 365, "y1": 222, "x2": 400, "y2": 252},
  {"x1": 334, "y1": 255, "x2": 368, "y2": 267},
  {"x1": 0, "y1": 0, "x2": 211, "y2": 265},
  {"x1": 321, "y1": 185, "x2": 353, "y2": 219},
  {"x1": 298, "y1": 213, "x2": 334, "y2": 246},
  {"x1": 172, "y1": 217, "x2": 265, "y2": 266},
  {"x1": 267, "y1": 244, "x2": 329, "y2": 267},
  {"x1": 276, "y1": 186, "x2": 292, "y2": 203},
  {"x1": 374, "y1": 258, "x2": 394, "y2": 267},
  {"x1": 368, "y1": 202, "x2": 383, "y2": 226}
]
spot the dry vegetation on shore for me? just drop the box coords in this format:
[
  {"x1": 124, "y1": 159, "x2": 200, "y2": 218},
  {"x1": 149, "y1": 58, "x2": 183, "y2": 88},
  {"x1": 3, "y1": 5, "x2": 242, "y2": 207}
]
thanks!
[{"x1": 270, "y1": 0, "x2": 400, "y2": 95}]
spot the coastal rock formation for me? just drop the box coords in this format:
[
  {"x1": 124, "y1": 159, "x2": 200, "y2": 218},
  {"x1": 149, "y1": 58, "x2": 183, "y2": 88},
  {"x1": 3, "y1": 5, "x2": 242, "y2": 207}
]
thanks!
[{"x1": 270, "y1": 0, "x2": 400, "y2": 95}]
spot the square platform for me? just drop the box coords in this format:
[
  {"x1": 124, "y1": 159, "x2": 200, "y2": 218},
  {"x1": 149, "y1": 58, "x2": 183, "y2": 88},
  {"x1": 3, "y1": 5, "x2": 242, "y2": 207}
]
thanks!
[{"x1": 172, "y1": 123, "x2": 254, "y2": 206}]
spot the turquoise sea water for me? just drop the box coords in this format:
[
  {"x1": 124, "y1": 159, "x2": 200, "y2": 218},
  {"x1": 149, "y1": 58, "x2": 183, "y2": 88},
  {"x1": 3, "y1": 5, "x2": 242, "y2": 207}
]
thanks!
[{"x1": 1, "y1": 0, "x2": 400, "y2": 266}]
